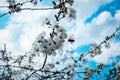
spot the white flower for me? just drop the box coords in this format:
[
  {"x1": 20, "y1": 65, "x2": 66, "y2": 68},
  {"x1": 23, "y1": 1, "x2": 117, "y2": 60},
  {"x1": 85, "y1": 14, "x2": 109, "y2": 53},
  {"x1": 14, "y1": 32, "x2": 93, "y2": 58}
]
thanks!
[
  {"x1": 53, "y1": 36, "x2": 60, "y2": 42},
  {"x1": 43, "y1": 17, "x2": 50, "y2": 25},
  {"x1": 67, "y1": 7, "x2": 76, "y2": 21},
  {"x1": 52, "y1": 23, "x2": 59, "y2": 29},
  {"x1": 84, "y1": 66, "x2": 89, "y2": 71},
  {"x1": 47, "y1": 63, "x2": 55, "y2": 68},
  {"x1": 104, "y1": 43, "x2": 110, "y2": 49},
  {"x1": 114, "y1": 33, "x2": 119, "y2": 39},
  {"x1": 57, "y1": 32, "x2": 67, "y2": 39},
  {"x1": 48, "y1": 39, "x2": 53, "y2": 46},
  {"x1": 82, "y1": 58, "x2": 88, "y2": 63},
  {"x1": 97, "y1": 50, "x2": 102, "y2": 55},
  {"x1": 36, "y1": 31, "x2": 46, "y2": 41},
  {"x1": 91, "y1": 43, "x2": 97, "y2": 48}
]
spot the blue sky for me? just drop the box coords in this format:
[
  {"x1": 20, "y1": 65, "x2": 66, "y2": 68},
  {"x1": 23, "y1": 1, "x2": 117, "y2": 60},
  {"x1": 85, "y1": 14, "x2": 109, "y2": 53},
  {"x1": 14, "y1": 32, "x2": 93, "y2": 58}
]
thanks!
[
  {"x1": 0, "y1": 0, "x2": 120, "y2": 79},
  {"x1": 85, "y1": 0, "x2": 120, "y2": 23},
  {"x1": 0, "y1": 13, "x2": 9, "y2": 29}
]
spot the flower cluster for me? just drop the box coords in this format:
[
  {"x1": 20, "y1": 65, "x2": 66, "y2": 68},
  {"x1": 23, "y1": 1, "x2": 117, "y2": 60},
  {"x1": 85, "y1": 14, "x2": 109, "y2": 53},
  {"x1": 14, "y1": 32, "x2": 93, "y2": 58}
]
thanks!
[
  {"x1": 89, "y1": 43, "x2": 102, "y2": 57},
  {"x1": 7, "y1": 0, "x2": 22, "y2": 13},
  {"x1": 52, "y1": 0, "x2": 76, "y2": 21},
  {"x1": 33, "y1": 23, "x2": 67, "y2": 56},
  {"x1": 84, "y1": 67, "x2": 94, "y2": 80}
]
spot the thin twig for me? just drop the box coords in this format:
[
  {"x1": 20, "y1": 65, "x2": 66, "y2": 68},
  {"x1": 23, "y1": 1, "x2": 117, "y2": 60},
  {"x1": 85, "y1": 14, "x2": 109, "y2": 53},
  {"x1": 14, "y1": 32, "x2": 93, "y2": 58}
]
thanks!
[
  {"x1": 41, "y1": 53, "x2": 47, "y2": 69},
  {"x1": 25, "y1": 53, "x2": 48, "y2": 80},
  {"x1": 0, "y1": 7, "x2": 56, "y2": 18},
  {"x1": 21, "y1": 7, "x2": 55, "y2": 10},
  {"x1": 0, "y1": 12, "x2": 10, "y2": 17}
]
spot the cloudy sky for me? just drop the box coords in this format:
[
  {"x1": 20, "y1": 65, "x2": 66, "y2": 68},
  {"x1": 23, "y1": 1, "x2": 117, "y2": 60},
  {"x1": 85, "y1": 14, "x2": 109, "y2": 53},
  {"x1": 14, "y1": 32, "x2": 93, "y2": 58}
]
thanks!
[{"x1": 0, "y1": 0, "x2": 120, "y2": 64}]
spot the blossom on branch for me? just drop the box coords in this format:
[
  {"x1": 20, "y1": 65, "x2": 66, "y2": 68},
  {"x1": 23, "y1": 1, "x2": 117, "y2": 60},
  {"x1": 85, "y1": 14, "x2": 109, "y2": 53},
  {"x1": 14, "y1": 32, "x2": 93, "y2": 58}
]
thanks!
[
  {"x1": 33, "y1": 23, "x2": 67, "y2": 56},
  {"x1": 66, "y1": 7, "x2": 76, "y2": 21}
]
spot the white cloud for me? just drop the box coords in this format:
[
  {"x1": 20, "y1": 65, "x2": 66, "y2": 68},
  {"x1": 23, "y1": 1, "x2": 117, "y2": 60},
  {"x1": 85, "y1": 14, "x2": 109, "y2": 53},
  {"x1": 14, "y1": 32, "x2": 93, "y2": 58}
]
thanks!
[
  {"x1": 0, "y1": 29, "x2": 10, "y2": 46},
  {"x1": 73, "y1": 0, "x2": 113, "y2": 21},
  {"x1": 92, "y1": 11, "x2": 113, "y2": 25},
  {"x1": 115, "y1": 10, "x2": 120, "y2": 21}
]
